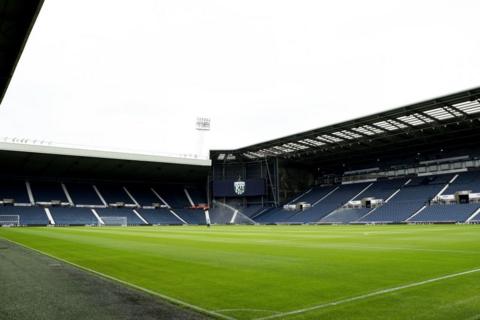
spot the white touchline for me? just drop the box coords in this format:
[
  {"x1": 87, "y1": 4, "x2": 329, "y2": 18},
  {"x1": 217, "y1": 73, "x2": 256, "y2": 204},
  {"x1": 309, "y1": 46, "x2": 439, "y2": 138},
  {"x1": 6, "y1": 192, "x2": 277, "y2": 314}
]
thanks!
[
  {"x1": 0, "y1": 237, "x2": 237, "y2": 320},
  {"x1": 215, "y1": 308, "x2": 281, "y2": 314},
  {"x1": 254, "y1": 267, "x2": 480, "y2": 320}
]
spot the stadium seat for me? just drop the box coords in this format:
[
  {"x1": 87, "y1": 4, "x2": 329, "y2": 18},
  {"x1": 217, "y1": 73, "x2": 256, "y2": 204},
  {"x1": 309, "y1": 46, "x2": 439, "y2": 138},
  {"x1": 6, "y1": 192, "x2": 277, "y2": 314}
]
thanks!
[
  {"x1": 0, "y1": 206, "x2": 49, "y2": 225},
  {"x1": 185, "y1": 187, "x2": 207, "y2": 205},
  {"x1": 360, "y1": 175, "x2": 452, "y2": 223},
  {"x1": 125, "y1": 185, "x2": 161, "y2": 207},
  {"x1": 254, "y1": 207, "x2": 298, "y2": 223},
  {"x1": 172, "y1": 209, "x2": 206, "y2": 224},
  {"x1": 408, "y1": 203, "x2": 480, "y2": 223},
  {"x1": 153, "y1": 185, "x2": 191, "y2": 208},
  {"x1": 320, "y1": 179, "x2": 407, "y2": 224},
  {"x1": 95, "y1": 208, "x2": 146, "y2": 225},
  {"x1": 30, "y1": 181, "x2": 68, "y2": 204},
  {"x1": 239, "y1": 205, "x2": 264, "y2": 218},
  {"x1": 65, "y1": 183, "x2": 103, "y2": 206},
  {"x1": 0, "y1": 179, "x2": 30, "y2": 204},
  {"x1": 136, "y1": 208, "x2": 183, "y2": 225},
  {"x1": 321, "y1": 208, "x2": 371, "y2": 223},
  {"x1": 288, "y1": 183, "x2": 370, "y2": 223},
  {"x1": 49, "y1": 207, "x2": 99, "y2": 225},
  {"x1": 96, "y1": 184, "x2": 135, "y2": 205},
  {"x1": 444, "y1": 171, "x2": 480, "y2": 194},
  {"x1": 253, "y1": 186, "x2": 338, "y2": 223}
]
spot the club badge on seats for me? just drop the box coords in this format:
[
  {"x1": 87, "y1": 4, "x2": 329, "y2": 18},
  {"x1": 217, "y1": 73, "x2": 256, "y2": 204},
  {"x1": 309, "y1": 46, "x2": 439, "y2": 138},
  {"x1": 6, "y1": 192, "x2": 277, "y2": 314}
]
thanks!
[{"x1": 234, "y1": 181, "x2": 246, "y2": 195}]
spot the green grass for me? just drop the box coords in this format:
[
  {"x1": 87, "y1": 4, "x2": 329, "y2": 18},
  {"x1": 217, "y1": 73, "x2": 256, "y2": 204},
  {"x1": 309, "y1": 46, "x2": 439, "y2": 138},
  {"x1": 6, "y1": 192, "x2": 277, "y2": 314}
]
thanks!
[{"x1": 1, "y1": 225, "x2": 480, "y2": 320}]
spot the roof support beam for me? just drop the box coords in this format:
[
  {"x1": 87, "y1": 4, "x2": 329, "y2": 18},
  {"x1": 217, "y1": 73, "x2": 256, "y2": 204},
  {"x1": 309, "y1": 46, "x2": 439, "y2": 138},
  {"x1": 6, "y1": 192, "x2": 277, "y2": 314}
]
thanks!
[
  {"x1": 416, "y1": 112, "x2": 439, "y2": 123},
  {"x1": 447, "y1": 104, "x2": 469, "y2": 117}
]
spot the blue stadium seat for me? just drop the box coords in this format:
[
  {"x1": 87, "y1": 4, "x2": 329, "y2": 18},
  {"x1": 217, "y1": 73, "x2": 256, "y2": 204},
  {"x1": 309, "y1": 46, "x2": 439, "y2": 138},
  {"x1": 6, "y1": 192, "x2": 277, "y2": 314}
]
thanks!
[
  {"x1": 0, "y1": 179, "x2": 30, "y2": 203},
  {"x1": 172, "y1": 209, "x2": 206, "y2": 224},
  {"x1": 288, "y1": 183, "x2": 370, "y2": 223},
  {"x1": 239, "y1": 205, "x2": 264, "y2": 218},
  {"x1": 361, "y1": 201, "x2": 428, "y2": 223},
  {"x1": 253, "y1": 186, "x2": 338, "y2": 224},
  {"x1": 65, "y1": 183, "x2": 103, "y2": 206},
  {"x1": 125, "y1": 185, "x2": 160, "y2": 207},
  {"x1": 0, "y1": 206, "x2": 49, "y2": 225},
  {"x1": 186, "y1": 187, "x2": 207, "y2": 205},
  {"x1": 153, "y1": 185, "x2": 191, "y2": 208},
  {"x1": 95, "y1": 208, "x2": 146, "y2": 225},
  {"x1": 444, "y1": 171, "x2": 480, "y2": 194},
  {"x1": 290, "y1": 186, "x2": 337, "y2": 205},
  {"x1": 409, "y1": 203, "x2": 480, "y2": 223},
  {"x1": 30, "y1": 181, "x2": 68, "y2": 203},
  {"x1": 49, "y1": 207, "x2": 98, "y2": 225},
  {"x1": 319, "y1": 178, "x2": 407, "y2": 224},
  {"x1": 321, "y1": 208, "x2": 371, "y2": 223},
  {"x1": 136, "y1": 208, "x2": 183, "y2": 225},
  {"x1": 360, "y1": 175, "x2": 452, "y2": 222},
  {"x1": 96, "y1": 184, "x2": 134, "y2": 205},
  {"x1": 254, "y1": 207, "x2": 298, "y2": 223},
  {"x1": 352, "y1": 179, "x2": 406, "y2": 200}
]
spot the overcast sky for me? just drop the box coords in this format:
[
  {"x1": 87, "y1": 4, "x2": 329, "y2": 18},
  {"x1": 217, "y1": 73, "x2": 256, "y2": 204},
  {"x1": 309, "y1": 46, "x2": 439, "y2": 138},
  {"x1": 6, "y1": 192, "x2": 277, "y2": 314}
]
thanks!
[{"x1": 1, "y1": 0, "x2": 480, "y2": 158}]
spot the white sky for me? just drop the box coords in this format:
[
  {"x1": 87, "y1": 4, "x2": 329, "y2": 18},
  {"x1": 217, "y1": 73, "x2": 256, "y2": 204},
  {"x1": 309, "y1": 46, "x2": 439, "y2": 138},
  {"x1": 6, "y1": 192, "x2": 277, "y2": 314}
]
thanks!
[{"x1": 1, "y1": 0, "x2": 480, "y2": 157}]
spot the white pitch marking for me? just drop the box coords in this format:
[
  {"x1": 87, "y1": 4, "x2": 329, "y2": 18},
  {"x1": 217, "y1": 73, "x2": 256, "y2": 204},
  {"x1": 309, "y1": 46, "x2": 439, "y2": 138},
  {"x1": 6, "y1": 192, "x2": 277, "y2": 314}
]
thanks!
[
  {"x1": 0, "y1": 237, "x2": 236, "y2": 320},
  {"x1": 254, "y1": 267, "x2": 480, "y2": 320},
  {"x1": 215, "y1": 308, "x2": 280, "y2": 314}
]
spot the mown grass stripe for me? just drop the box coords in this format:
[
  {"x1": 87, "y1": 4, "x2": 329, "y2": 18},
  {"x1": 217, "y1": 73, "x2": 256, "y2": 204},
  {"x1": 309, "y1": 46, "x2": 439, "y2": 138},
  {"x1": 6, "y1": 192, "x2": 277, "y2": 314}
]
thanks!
[
  {"x1": 254, "y1": 267, "x2": 480, "y2": 320},
  {"x1": 0, "y1": 236, "x2": 236, "y2": 320}
]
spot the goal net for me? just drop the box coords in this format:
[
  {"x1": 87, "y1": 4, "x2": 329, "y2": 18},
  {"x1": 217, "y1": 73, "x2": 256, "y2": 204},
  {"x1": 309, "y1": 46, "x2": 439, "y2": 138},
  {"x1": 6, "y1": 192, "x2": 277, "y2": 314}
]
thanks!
[
  {"x1": 100, "y1": 216, "x2": 127, "y2": 227},
  {"x1": 0, "y1": 215, "x2": 20, "y2": 227}
]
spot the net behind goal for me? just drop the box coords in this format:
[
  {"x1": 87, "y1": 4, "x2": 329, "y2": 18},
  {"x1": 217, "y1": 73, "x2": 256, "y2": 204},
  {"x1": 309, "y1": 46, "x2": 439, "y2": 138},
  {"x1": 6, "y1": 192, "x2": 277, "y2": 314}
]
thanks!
[
  {"x1": 0, "y1": 215, "x2": 20, "y2": 227},
  {"x1": 100, "y1": 216, "x2": 127, "y2": 226}
]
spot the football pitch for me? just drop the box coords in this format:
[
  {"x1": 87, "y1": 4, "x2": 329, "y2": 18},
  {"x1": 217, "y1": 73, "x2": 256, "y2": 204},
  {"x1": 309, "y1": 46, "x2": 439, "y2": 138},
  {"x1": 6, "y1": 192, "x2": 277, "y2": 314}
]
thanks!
[{"x1": 1, "y1": 225, "x2": 480, "y2": 320}]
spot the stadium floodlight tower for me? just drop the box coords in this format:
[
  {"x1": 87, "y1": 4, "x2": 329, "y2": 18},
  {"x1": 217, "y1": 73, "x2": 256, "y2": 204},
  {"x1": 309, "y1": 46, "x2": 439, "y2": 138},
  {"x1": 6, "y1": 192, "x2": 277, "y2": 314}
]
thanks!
[{"x1": 195, "y1": 117, "x2": 211, "y2": 159}]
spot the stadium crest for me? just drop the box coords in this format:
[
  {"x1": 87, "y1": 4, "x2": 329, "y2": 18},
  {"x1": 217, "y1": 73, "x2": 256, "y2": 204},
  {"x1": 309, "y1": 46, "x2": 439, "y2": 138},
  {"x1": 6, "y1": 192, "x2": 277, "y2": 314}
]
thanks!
[{"x1": 234, "y1": 181, "x2": 246, "y2": 195}]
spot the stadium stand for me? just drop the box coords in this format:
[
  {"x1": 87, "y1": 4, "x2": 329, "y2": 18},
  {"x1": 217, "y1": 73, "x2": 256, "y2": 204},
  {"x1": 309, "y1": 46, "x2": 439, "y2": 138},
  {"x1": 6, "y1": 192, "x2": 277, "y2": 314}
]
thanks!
[
  {"x1": 2, "y1": 88, "x2": 480, "y2": 227},
  {"x1": 0, "y1": 177, "x2": 207, "y2": 226},
  {"x1": 172, "y1": 209, "x2": 206, "y2": 224},
  {"x1": 287, "y1": 183, "x2": 370, "y2": 223},
  {"x1": 125, "y1": 185, "x2": 161, "y2": 207},
  {"x1": 209, "y1": 87, "x2": 480, "y2": 225},
  {"x1": 208, "y1": 204, "x2": 256, "y2": 224},
  {"x1": 0, "y1": 206, "x2": 49, "y2": 225},
  {"x1": 186, "y1": 187, "x2": 207, "y2": 205},
  {"x1": 136, "y1": 208, "x2": 183, "y2": 225},
  {"x1": 290, "y1": 186, "x2": 338, "y2": 205},
  {"x1": 444, "y1": 170, "x2": 480, "y2": 194},
  {"x1": 96, "y1": 184, "x2": 135, "y2": 206},
  {"x1": 360, "y1": 175, "x2": 452, "y2": 223},
  {"x1": 253, "y1": 207, "x2": 297, "y2": 223},
  {"x1": 352, "y1": 179, "x2": 407, "y2": 201},
  {"x1": 239, "y1": 204, "x2": 265, "y2": 217},
  {"x1": 154, "y1": 185, "x2": 191, "y2": 208},
  {"x1": 208, "y1": 207, "x2": 234, "y2": 224},
  {"x1": 95, "y1": 208, "x2": 147, "y2": 225},
  {"x1": 408, "y1": 203, "x2": 480, "y2": 223},
  {"x1": 320, "y1": 208, "x2": 371, "y2": 224},
  {"x1": 320, "y1": 179, "x2": 407, "y2": 224},
  {"x1": 49, "y1": 207, "x2": 98, "y2": 225},
  {"x1": 254, "y1": 186, "x2": 337, "y2": 223},
  {"x1": 0, "y1": 179, "x2": 30, "y2": 204},
  {"x1": 30, "y1": 181, "x2": 68, "y2": 204},
  {"x1": 65, "y1": 183, "x2": 103, "y2": 206}
]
